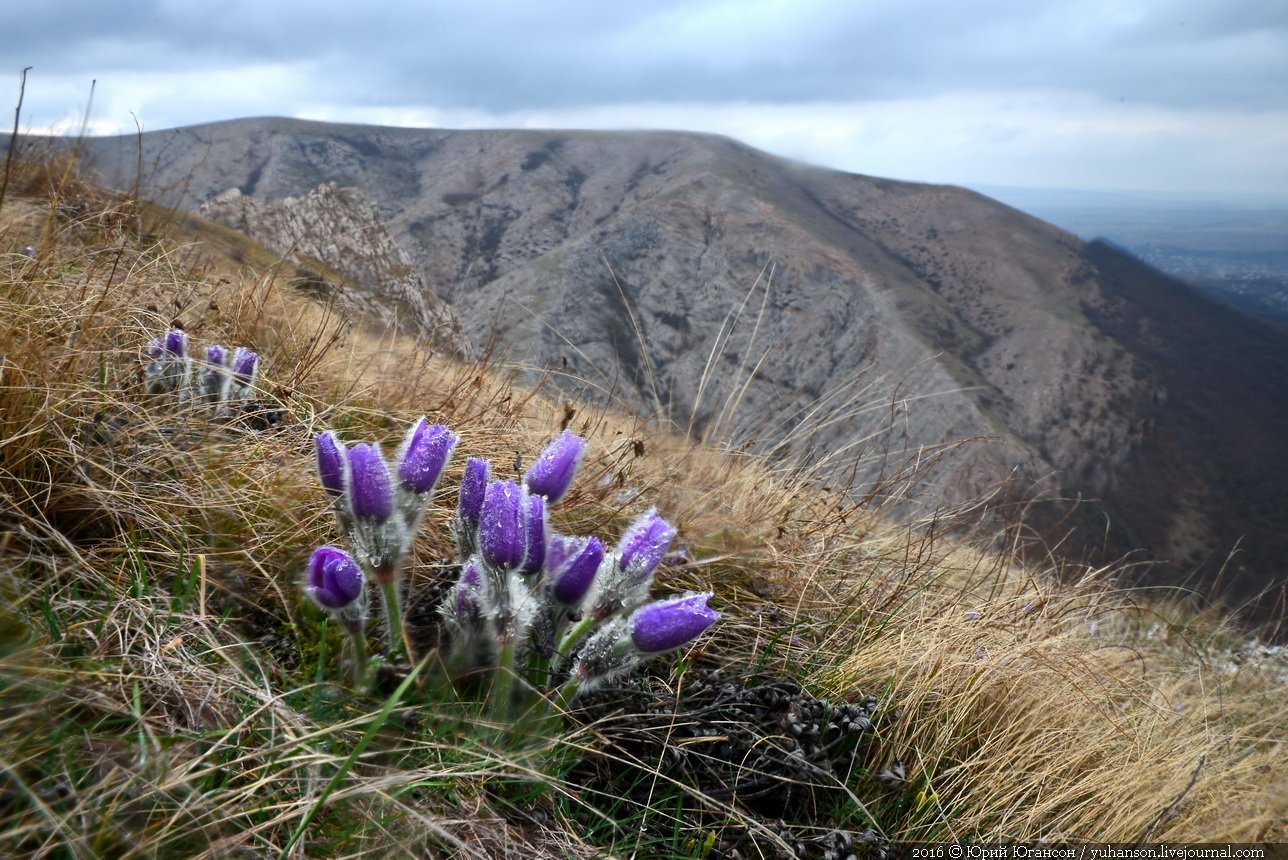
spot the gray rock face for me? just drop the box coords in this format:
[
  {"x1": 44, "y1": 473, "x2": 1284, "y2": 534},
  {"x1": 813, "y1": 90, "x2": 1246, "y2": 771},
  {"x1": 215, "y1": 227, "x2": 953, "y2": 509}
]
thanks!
[
  {"x1": 68, "y1": 118, "x2": 1288, "y2": 616},
  {"x1": 197, "y1": 182, "x2": 467, "y2": 353}
]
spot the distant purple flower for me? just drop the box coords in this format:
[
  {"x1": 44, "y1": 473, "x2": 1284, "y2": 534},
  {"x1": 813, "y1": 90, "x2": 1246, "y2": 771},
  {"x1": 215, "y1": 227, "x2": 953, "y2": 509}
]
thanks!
[
  {"x1": 478, "y1": 480, "x2": 524, "y2": 570},
  {"x1": 458, "y1": 457, "x2": 489, "y2": 526},
  {"x1": 164, "y1": 328, "x2": 186, "y2": 357},
  {"x1": 315, "y1": 431, "x2": 347, "y2": 497},
  {"x1": 196, "y1": 344, "x2": 231, "y2": 403},
  {"x1": 231, "y1": 347, "x2": 258, "y2": 386},
  {"x1": 347, "y1": 443, "x2": 395, "y2": 520},
  {"x1": 397, "y1": 418, "x2": 457, "y2": 495},
  {"x1": 549, "y1": 535, "x2": 605, "y2": 607},
  {"x1": 524, "y1": 429, "x2": 587, "y2": 503},
  {"x1": 305, "y1": 546, "x2": 365, "y2": 610},
  {"x1": 629, "y1": 592, "x2": 719, "y2": 654},
  {"x1": 617, "y1": 509, "x2": 676, "y2": 582},
  {"x1": 519, "y1": 490, "x2": 547, "y2": 576},
  {"x1": 454, "y1": 557, "x2": 484, "y2": 618}
]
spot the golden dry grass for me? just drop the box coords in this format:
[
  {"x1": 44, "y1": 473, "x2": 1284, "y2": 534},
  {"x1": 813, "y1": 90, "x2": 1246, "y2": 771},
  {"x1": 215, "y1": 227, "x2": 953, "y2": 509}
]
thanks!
[{"x1": 0, "y1": 158, "x2": 1284, "y2": 857}]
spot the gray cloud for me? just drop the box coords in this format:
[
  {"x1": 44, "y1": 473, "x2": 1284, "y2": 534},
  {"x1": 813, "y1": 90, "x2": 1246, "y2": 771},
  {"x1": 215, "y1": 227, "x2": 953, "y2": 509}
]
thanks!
[
  {"x1": 6, "y1": 0, "x2": 1284, "y2": 112},
  {"x1": 2, "y1": 0, "x2": 1284, "y2": 199}
]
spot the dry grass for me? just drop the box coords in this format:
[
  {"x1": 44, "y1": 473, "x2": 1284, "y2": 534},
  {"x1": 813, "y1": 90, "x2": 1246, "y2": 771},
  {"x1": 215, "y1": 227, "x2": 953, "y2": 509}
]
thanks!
[{"x1": 0, "y1": 159, "x2": 1284, "y2": 857}]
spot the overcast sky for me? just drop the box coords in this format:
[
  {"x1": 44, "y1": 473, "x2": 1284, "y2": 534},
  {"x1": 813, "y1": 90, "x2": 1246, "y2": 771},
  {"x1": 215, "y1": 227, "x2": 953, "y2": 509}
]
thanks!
[{"x1": 4, "y1": 0, "x2": 1287, "y2": 204}]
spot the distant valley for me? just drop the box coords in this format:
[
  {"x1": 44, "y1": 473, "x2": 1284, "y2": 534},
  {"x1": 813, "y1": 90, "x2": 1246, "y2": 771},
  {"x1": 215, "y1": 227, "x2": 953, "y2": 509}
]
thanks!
[
  {"x1": 35, "y1": 118, "x2": 1288, "y2": 623},
  {"x1": 981, "y1": 187, "x2": 1288, "y2": 327}
]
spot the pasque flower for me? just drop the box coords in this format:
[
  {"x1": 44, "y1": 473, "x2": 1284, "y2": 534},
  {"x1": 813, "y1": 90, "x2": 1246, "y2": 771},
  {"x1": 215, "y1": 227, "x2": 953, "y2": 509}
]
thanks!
[
  {"x1": 519, "y1": 489, "x2": 547, "y2": 576},
  {"x1": 548, "y1": 535, "x2": 604, "y2": 607},
  {"x1": 315, "y1": 431, "x2": 347, "y2": 498},
  {"x1": 451, "y1": 456, "x2": 491, "y2": 558},
  {"x1": 305, "y1": 546, "x2": 365, "y2": 610},
  {"x1": 145, "y1": 327, "x2": 192, "y2": 395},
  {"x1": 582, "y1": 508, "x2": 676, "y2": 621},
  {"x1": 478, "y1": 480, "x2": 525, "y2": 571},
  {"x1": 343, "y1": 442, "x2": 407, "y2": 587},
  {"x1": 458, "y1": 458, "x2": 489, "y2": 526},
  {"x1": 524, "y1": 429, "x2": 587, "y2": 503},
  {"x1": 628, "y1": 592, "x2": 719, "y2": 654},
  {"x1": 164, "y1": 328, "x2": 187, "y2": 357},
  {"x1": 397, "y1": 418, "x2": 457, "y2": 496},
  {"x1": 304, "y1": 546, "x2": 370, "y2": 686},
  {"x1": 197, "y1": 344, "x2": 230, "y2": 404},
  {"x1": 562, "y1": 592, "x2": 718, "y2": 700},
  {"x1": 617, "y1": 508, "x2": 675, "y2": 583},
  {"x1": 231, "y1": 347, "x2": 258, "y2": 385},
  {"x1": 347, "y1": 443, "x2": 395, "y2": 521}
]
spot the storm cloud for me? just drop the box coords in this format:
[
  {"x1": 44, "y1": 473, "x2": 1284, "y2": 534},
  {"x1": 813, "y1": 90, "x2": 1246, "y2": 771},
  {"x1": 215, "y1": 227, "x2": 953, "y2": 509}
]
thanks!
[{"x1": 3, "y1": 0, "x2": 1286, "y2": 199}]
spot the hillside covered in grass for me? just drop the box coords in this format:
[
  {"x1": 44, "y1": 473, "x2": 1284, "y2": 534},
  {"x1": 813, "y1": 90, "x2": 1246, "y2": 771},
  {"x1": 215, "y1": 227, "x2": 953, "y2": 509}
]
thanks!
[{"x1": 1, "y1": 159, "x2": 1285, "y2": 857}]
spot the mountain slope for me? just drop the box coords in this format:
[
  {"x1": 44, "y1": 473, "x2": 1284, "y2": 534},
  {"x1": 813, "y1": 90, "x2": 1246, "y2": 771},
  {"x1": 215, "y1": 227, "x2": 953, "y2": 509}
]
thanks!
[{"x1": 65, "y1": 117, "x2": 1288, "y2": 616}]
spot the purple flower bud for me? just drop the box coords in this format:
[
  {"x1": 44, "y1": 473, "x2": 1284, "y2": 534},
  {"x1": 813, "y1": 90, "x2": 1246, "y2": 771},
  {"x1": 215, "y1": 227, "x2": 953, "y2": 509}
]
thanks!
[
  {"x1": 305, "y1": 546, "x2": 365, "y2": 610},
  {"x1": 617, "y1": 509, "x2": 676, "y2": 582},
  {"x1": 205, "y1": 345, "x2": 227, "y2": 367},
  {"x1": 231, "y1": 347, "x2": 258, "y2": 386},
  {"x1": 454, "y1": 557, "x2": 484, "y2": 617},
  {"x1": 519, "y1": 490, "x2": 547, "y2": 576},
  {"x1": 146, "y1": 337, "x2": 164, "y2": 359},
  {"x1": 315, "y1": 431, "x2": 347, "y2": 497},
  {"x1": 397, "y1": 418, "x2": 457, "y2": 495},
  {"x1": 478, "y1": 480, "x2": 524, "y2": 570},
  {"x1": 346, "y1": 443, "x2": 395, "y2": 520},
  {"x1": 629, "y1": 592, "x2": 719, "y2": 654},
  {"x1": 164, "y1": 328, "x2": 186, "y2": 357},
  {"x1": 549, "y1": 535, "x2": 605, "y2": 607},
  {"x1": 524, "y1": 429, "x2": 587, "y2": 503},
  {"x1": 458, "y1": 457, "x2": 489, "y2": 525}
]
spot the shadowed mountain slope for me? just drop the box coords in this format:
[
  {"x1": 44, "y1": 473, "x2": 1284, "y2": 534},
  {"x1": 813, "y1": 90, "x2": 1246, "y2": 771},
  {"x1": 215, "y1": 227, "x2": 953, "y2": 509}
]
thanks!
[{"x1": 63, "y1": 117, "x2": 1288, "y2": 618}]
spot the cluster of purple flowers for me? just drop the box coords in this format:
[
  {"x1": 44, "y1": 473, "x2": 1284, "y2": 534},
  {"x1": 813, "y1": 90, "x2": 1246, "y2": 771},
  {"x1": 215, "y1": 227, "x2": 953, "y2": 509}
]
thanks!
[
  {"x1": 306, "y1": 424, "x2": 719, "y2": 702},
  {"x1": 309, "y1": 418, "x2": 459, "y2": 666},
  {"x1": 144, "y1": 327, "x2": 259, "y2": 407}
]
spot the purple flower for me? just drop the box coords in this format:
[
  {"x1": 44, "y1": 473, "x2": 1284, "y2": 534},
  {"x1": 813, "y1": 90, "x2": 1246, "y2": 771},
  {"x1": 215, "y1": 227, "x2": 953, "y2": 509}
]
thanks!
[
  {"x1": 231, "y1": 347, "x2": 258, "y2": 386},
  {"x1": 458, "y1": 457, "x2": 489, "y2": 526},
  {"x1": 397, "y1": 418, "x2": 457, "y2": 495},
  {"x1": 454, "y1": 557, "x2": 484, "y2": 617},
  {"x1": 524, "y1": 429, "x2": 587, "y2": 503},
  {"x1": 146, "y1": 337, "x2": 164, "y2": 359},
  {"x1": 519, "y1": 490, "x2": 547, "y2": 576},
  {"x1": 629, "y1": 592, "x2": 719, "y2": 654},
  {"x1": 478, "y1": 480, "x2": 524, "y2": 570},
  {"x1": 617, "y1": 509, "x2": 676, "y2": 582},
  {"x1": 164, "y1": 328, "x2": 186, "y2": 357},
  {"x1": 549, "y1": 535, "x2": 604, "y2": 607},
  {"x1": 305, "y1": 546, "x2": 365, "y2": 610},
  {"x1": 346, "y1": 443, "x2": 395, "y2": 520},
  {"x1": 205, "y1": 345, "x2": 227, "y2": 367},
  {"x1": 315, "y1": 431, "x2": 347, "y2": 497}
]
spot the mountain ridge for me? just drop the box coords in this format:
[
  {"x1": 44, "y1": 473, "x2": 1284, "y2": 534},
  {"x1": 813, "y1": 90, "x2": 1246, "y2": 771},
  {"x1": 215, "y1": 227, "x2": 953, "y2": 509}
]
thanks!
[{"x1": 48, "y1": 116, "x2": 1288, "y2": 619}]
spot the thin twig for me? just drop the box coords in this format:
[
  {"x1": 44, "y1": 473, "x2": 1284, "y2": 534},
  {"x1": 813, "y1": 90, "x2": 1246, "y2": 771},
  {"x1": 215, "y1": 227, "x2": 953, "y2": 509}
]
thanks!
[{"x1": 0, "y1": 66, "x2": 33, "y2": 215}]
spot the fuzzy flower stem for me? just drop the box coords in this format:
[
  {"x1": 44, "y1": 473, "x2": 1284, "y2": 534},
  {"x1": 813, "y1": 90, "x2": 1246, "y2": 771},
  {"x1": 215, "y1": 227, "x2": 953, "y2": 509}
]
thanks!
[
  {"x1": 491, "y1": 640, "x2": 518, "y2": 719},
  {"x1": 554, "y1": 614, "x2": 598, "y2": 666},
  {"x1": 379, "y1": 575, "x2": 416, "y2": 664},
  {"x1": 347, "y1": 625, "x2": 369, "y2": 688},
  {"x1": 551, "y1": 675, "x2": 582, "y2": 712}
]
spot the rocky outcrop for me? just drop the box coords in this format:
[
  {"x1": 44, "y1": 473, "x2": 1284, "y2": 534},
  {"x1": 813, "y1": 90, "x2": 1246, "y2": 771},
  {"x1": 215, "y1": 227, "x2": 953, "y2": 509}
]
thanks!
[{"x1": 198, "y1": 183, "x2": 467, "y2": 353}]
